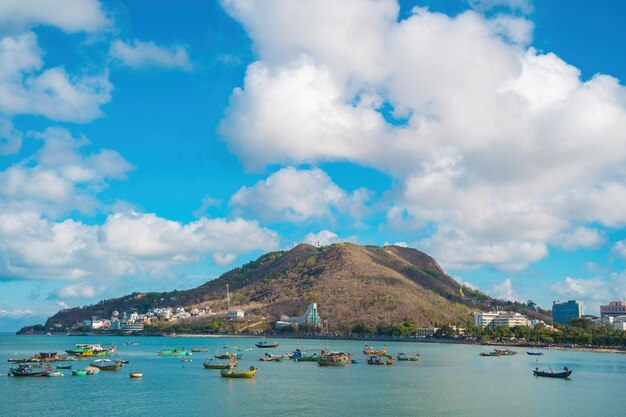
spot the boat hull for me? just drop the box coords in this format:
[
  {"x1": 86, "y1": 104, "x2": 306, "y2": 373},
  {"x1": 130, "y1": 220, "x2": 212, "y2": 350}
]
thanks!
[
  {"x1": 533, "y1": 370, "x2": 572, "y2": 378},
  {"x1": 220, "y1": 368, "x2": 257, "y2": 378}
]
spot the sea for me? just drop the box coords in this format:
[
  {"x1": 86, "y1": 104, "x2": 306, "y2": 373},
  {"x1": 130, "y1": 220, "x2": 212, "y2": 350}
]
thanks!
[{"x1": 1, "y1": 333, "x2": 625, "y2": 417}]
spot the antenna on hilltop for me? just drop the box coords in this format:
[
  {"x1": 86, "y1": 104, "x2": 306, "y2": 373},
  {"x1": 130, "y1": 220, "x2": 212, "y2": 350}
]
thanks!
[{"x1": 226, "y1": 284, "x2": 230, "y2": 310}]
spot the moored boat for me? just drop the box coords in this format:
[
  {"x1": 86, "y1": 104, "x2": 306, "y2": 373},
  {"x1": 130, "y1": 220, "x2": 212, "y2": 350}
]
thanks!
[
  {"x1": 9, "y1": 364, "x2": 49, "y2": 377},
  {"x1": 56, "y1": 365, "x2": 72, "y2": 370},
  {"x1": 318, "y1": 351, "x2": 350, "y2": 367},
  {"x1": 367, "y1": 355, "x2": 394, "y2": 365},
  {"x1": 45, "y1": 370, "x2": 63, "y2": 377},
  {"x1": 203, "y1": 359, "x2": 237, "y2": 369},
  {"x1": 158, "y1": 347, "x2": 191, "y2": 357},
  {"x1": 129, "y1": 372, "x2": 143, "y2": 379},
  {"x1": 191, "y1": 347, "x2": 208, "y2": 353},
  {"x1": 494, "y1": 349, "x2": 517, "y2": 356},
  {"x1": 72, "y1": 369, "x2": 88, "y2": 376},
  {"x1": 479, "y1": 351, "x2": 501, "y2": 357},
  {"x1": 221, "y1": 366, "x2": 257, "y2": 378},
  {"x1": 397, "y1": 352, "x2": 421, "y2": 361},
  {"x1": 255, "y1": 340, "x2": 279, "y2": 348},
  {"x1": 290, "y1": 349, "x2": 319, "y2": 362},
  {"x1": 90, "y1": 359, "x2": 123, "y2": 370},
  {"x1": 527, "y1": 351, "x2": 543, "y2": 356},
  {"x1": 533, "y1": 367, "x2": 572, "y2": 378},
  {"x1": 363, "y1": 345, "x2": 388, "y2": 356}
]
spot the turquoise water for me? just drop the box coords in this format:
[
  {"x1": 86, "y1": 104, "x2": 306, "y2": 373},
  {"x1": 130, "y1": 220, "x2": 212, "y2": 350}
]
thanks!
[{"x1": 1, "y1": 334, "x2": 625, "y2": 417}]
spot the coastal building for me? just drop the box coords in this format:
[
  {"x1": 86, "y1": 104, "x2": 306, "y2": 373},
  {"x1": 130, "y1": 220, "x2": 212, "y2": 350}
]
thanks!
[
  {"x1": 414, "y1": 327, "x2": 439, "y2": 338},
  {"x1": 274, "y1": 303, "x2": 322, "y2": 329},
  {"x1": 227, "y1": 310, "x2": 245, "y2": 318},
  {"x1": 552, "y1": 300, "x2": 584, "y2": 324},
  {"x1": 474, "y1": 311, "x2": 528, "y2": 329},
  {"x1": 600, "y1": 301, "x2": 626, "y2": 318}
]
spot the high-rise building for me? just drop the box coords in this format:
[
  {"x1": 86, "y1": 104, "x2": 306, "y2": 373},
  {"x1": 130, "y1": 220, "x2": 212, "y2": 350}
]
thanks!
[
  {"x1": 600, "y1": 301, "x2": 626, "y2": 317},
  {"x1": 552, "y1": 300, "x2": 584, "y2": 324}
]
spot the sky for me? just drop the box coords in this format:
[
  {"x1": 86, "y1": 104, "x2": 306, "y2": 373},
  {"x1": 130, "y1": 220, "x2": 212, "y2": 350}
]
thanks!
[{"x1": 0, "y1": 0, "x2": 625, "y2": 330}]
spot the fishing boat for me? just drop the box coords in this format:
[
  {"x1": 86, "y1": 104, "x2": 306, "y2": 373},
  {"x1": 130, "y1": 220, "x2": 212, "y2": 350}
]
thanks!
[
  {"x1": 45, "y1": 370, "x2": 63, "y2": 377},
  {"x1": 367, "y1": 355, "x2": 394, "y2": 365},
  {"x1": 318, "y1": 352, "x2": 350, "y2": 367},
  {"x1": 397, "y1": 352, "x2": 421, "y2": 361},
  {"x1": 56, "y1": 365, "x2": 72, "y2": 370},
  {"x1": 66, "y1": 344, "x2": 116, "y2": 357},
  {"x1": 90, "y1": 359, "x2": 123, "y2": 370},
  {"x1": 351, "y1": 359, "x2": 360, "y2": 364},
  {"x1": 157, "y1": 347, "x2": 191, "y2": 357},
  {"x1": 215, "y1": 352, "x2": 236, "y2": 359},
  {"x1": 9, "y1": 364, "x2": 49, "y2": 377},
  {"x1": 86, "y1": 366, "x2": 100, "y2": 375},
  {"x1": 479, "y1": 351, "x2": 500, "y2": 357},
  {"x1": 191, "y1": 347, "x2": 208, "y2": 353},
  {"x1": 290, "y1": 349, "x2": 319, "y2": 362},
  {"x1": 533, "y1": 367, "x2": 572, "y2": 378},
  {"x1": 527, "y1": 351, "x2": 543, "y2": 356},
  {"x1": 72, "y1": 369, "x2": 88, "y2": 376},
  {"x1": 259, "y1": 356, "x2": 281, "y2": 362},
  {"x1": 129, "y1": 372, "x2": 143, "y2": 379},
  {"x1": 203, "y1": 359, "x2": 237, "y2": 369},
  {"x1": 363, "y1": 345, "x2": 388, "y2": 356},
  {"x1": 221, "y1": 366, "x2": 257, "y2": 378},
  {"x1": 255, "y1": 340, "x2": 279, "y2": 348},
  {"x1": 494, "y1": 349, "x2": 517, "y2": 356}
]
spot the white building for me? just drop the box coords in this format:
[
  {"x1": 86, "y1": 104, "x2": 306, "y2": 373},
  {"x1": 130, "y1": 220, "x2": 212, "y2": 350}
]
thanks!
[
  {"x1": 227, "y1": 310, "x2": 245, "y2": 318},
  {"x1": 414, "y1": 327, "x2": 439, "y2": 338},
  {"x1": 474, "y1": 311, "x2": 528, "y2": 329}
]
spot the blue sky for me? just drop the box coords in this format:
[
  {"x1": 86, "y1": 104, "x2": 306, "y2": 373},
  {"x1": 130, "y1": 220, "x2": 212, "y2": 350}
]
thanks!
[{"x1": 1, "y1": 0, "x2": 626, "y2": 330}]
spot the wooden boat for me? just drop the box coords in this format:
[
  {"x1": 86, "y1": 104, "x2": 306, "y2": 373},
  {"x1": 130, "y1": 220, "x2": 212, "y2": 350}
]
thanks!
[
  {"x1": 351, "y1": 359, "x2": 359, "y2": 364},
  {"x1": 9, "y1": 364, "x2": 49, "y2": 377},
  {"x1": 45, "y1": 370, "x2": 63, "y2": 377},
  {"x1": 180, "y1": 359, "x2": 192, "y2": 362},
  {"x1": 479, "y1": 351, "x2": 501, "y2": 357},
  {"x1": 72, "y1": 370, "x2": 88, "y2": 376},
  {"x1": 129, "y1": 372, "x2": 143, "y2": 379},
  {"x1": 290, "y1": 349, "x2": 319, "y2": 362},
  {"x1": 363, "y1": 345, "x2": 388, "y2": 356},
  {"x1": 90, "y1": 359, "x2": 123, "y2": 370},
  {"x1": 203, "y1": 359, "x2": 237, "y2": 369},
  {"x1": 255, "y1": 340, "x2": 279, "y2": 348},
  {"x1": 527, "y1": 351, "x2": 543, "y2": 356},
  {"x1": 494, "y1": 349, "x2": 517, "y2": 356},
  {"x1": 158, "y1": 347, "x2": 191, "y2": 357},
  {"x1": 56, "y1": 365, "x2": 72, "y2": 370},
  {"x1": 318, "y1": 352, "x2": 350, "y2": 367},
  {"x1": 367, "y1": 355, "x2": 394, "y2": 365},
  {"x1": 221, "y1": 366, "x2": 257, "y2": 378},
  {"x1": 259, "y1": 356, "x2": 281, "y2": 362},
  {"x1": 191, "y1": 347, "x2": 208, "y2": 353},
  {"x1": 533, "y1": 367, "x2": 572, "y2": 378},
  {"x1": 397, "y1": 352, "x2": 421, "y2": 361},
  {"x1": 215, "y1": 352, "x2": 235, "y2": 359},
  {"x1": 86, "y1": 366, "x2": 100, "y2": 375}
]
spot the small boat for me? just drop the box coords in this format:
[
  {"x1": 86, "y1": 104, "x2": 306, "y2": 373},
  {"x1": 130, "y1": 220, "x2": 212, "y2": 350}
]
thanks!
[
  {"x1": 494, "y1": 349, "x2": 517, "y2": 356},
  {"x1": 119, "y1": 360, "x2": 130, "y2": 364},
  {"x1": 9, "y1": 364, "x2": 49, "y2": 377},
  {"x1": 533, "y1": 367, "x2": 572, "y2": 378},
  {"x1": 86, "y1": 366, "x2": 100, "y2": 375},
  {"x1": 367, "y1": 355, "x2": 394, "y2": 365},
  {"x1": 45, "y1": 370, "x2": 63, "y2": 377},
  {"x1": 290, "y1": 349, "x2": 319, "y2": 362},
  {"x1": 397, "y1": 352, "x2": 421, "y2": 361},
  {"x1": 180, "y1": 359, "x2": 193, "y2": 362},
  {"x1": 56, "y1": 365, "x2": 72, "y2": 370},
  {"x1": 479, "y1": 351, "x2": 501, "y2": 357},
  {"x1": 90, "y1": 359, "x2": 123, "y2": 370},
  {"x1": 363, "y1": 345, "x2": 388, "y2": 356},
  {"x1": 72, "y1": 370, "x2": 88, "y2": 376},
  {"x1": 129, "y1": 372, "x2": 143, "y2": 379},
  {"x1": 318, "y1": 352, "x2": 351, "y2": 367},
  {"x1": 259, "y1": 356, "x2": 280, "y2": 362},
  {"x1": 255, "y1": 340, "x2": 279, "y2": 348},
  {"x1": 203, "y1": 359, "x2": 237, "y2": 369},
  {"x1": 191, "y1": 347, "x2": 208, "y2": 353},
  {"x1": 527, "y1": 351, "x2": 543, "y2": 356},
  {"x1": 215, "y1": 352, "x2": 235, "y2": 359},
  {"x1": 158, "y1": 347, "x2": 191, "y2": 357},
  {"x1": 221, "y1": 366, "x2": 257, "y2": 378},
  {"x1": 351, "y1": 359, "x2": 360, "y2": 364}
]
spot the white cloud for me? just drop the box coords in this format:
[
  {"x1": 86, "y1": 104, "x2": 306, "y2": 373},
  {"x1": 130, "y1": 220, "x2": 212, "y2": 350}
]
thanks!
[
  {"x1": 454, "y1": 276, "x2": 479, "y2": 291},
  {"x1": 0, "y1": 32, "x2": 112, "y2": 122},
  {"x1": 0, "y1": 0, "x2": 110, "y2": 33},
  {"x1": 193, "y1": 196, "x2": 221, "y2": 218},
  {"x1": 219, "y1": 0, "x2": 626, "y2": 271},
  {"x1": 0, "y1": 127, "x2": 134, "y2": 216},
  {"x1": 611, "y1": 240, "x2": 626, "y2": 260},
  {"x1": 468, "y1": 0, "x2": 533, "y2": 14},
  {"x1": 0, "y1": 308, "x2": 34, "y2": 318},
  {"x1": 303, "y1": 230, "x2": 341, "y2": 246},
  {"x1": 230, "y1": 167, "x2": 370, "y2": 223},
  {"x1": 489, "y1": 278, "x2": 521, "y2": 302},
  {"x1": 0, "y1": 118, "x2": 22, "y2": 155},
  {"x1": 56, "y1": 300, "x2": 70, "y2": 310},
  {"x1": 110, "y1": 39, "x2": 192, "y2": 71},
  {"x1": 55, "y1": 283, "x2": 96, "y2": 298},
  {"x1": 551, "y1": 227, "x2": 606, "y2": 250},
  {"x1": 548, "y1": 273, "x2": 626, "y2": 314}
]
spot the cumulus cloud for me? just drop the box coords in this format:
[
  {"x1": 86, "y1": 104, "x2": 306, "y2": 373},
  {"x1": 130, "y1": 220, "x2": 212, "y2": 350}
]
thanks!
[
  {"x1": 0, "y1": 308, "x2": 34, "y2": 318},
  {"x1": 303, "y1": 230, "x2": 342, "y2": 246},
  {"x1": 611, "y1": 240, "x2": 626, "y2": 260},
  {"x1": 0, "y1": 0, "x2": 110, "y2": 33},
  {"x1": 468, "y1": 0, "x2": 533, "y2": 15},
  {"x1": 0, "y1": 127, "x2": 134, "y2": 216},
  {"x1": 219, "y1": 0, "x2": 626, "y2": 271},
  {"x1": 0, "y1": 32, "x2": 112, "y2": 122},
  {"x1": 548, "y1": 273, "x2": 626, "y2": 314},
  {"x1": 230, "y1": 167, "x2": 370, "y2": 223},
  {"x1": 110, "y1": 39, "x2": 193, "y2": 71},
  {"x1": 551, "y1": 227, "x2": 606, "y2": 251},
  {"x1": 454, "y1": 276, "x2": 479, "y2": 291},
  {"x1": 56, "y1": 300, "x2": 70, "y2": 310},
  {"x1": 55, "y1": 283, "x2": 96, "y2": 298},
  {"x1": 0, "y1": 119, "x2": 22, "y2": 155},
  {"x1": 489, "y1": 278, "x2": 521, "y2": 302}
]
